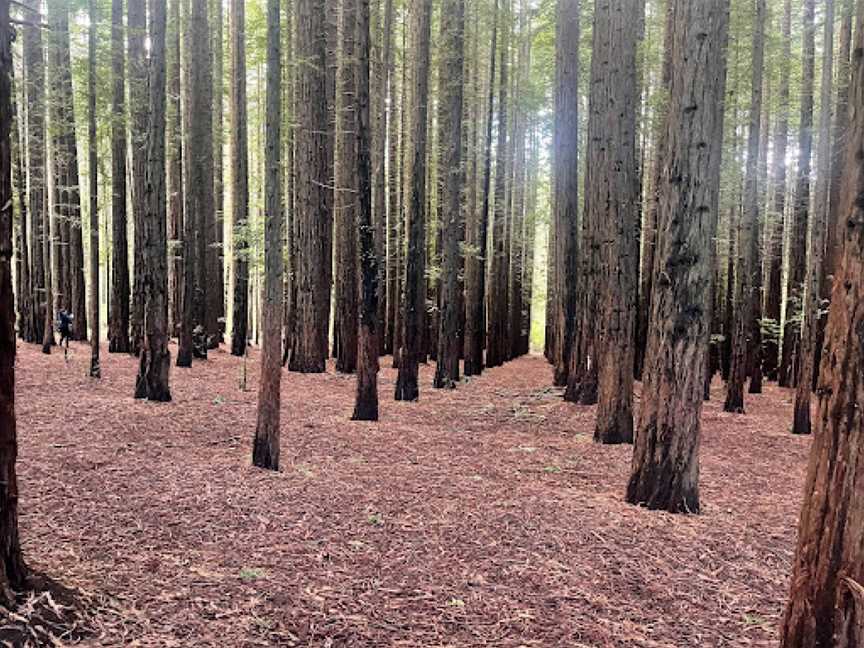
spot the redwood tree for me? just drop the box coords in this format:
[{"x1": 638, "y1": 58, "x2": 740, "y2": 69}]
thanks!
[
  {"x1": 394, "y1": 0, "x2": 432, "y2": 401},
  {"x1": 229, "y1": 0, "x2": 249, "y2": 358},
  {"x1": 551, "y1": 0, "x2": 579, "y2": 387},
  {"x1": 0, "y1": 0, "x2": 28, "y2": 597},
  {"x1": 253, "y1": 0, "x2": 283, "y2": 470},
  {"x1": 290, "y1": 0, "x2": 330, "y2": 372},
  {"x1": 627, "y1": 0, "x2": 729, "y2": 514},
  {"x1": 588, "y1": 0, "x2": 642, "y2": 443},
  {"x1": 134, "y1": 0, "x2": 171, "y2": 402},
  {"x1": 352, "y1": 0, "x2": 380, "y2": 420},
  {"x1": 128, "y1": 0, "x2": 147, "y2": 356},
  {"x1": 433, "y1": 0, "x2": 465, "y2": 389},
  {"x1": 88, "y1": 0, "x2": 100, "y2": 378},
  {"x1": 780, "y1": 11, "x2": 864, "y2": 643}
]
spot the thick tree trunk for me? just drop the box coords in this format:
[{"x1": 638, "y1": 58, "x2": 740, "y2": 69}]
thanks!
[
  {"x1": 433, "y1": 0, "x2": 465, "y2": 389},
  {"x1": 352, "y1": 0, "x2": 380, "y2": 420},
  {"x1": 108, "y1": 0, "x2": 130, "y2": 354},
  {"x1": 128, "y1": 0, "x2": 148, "y2": 356},
  {"x1": 551, "y1": 0, "x2": 579, "y2": 387},
  {"x1": 290, "y1": 0, "x2": 330, "y2": 372},
  {"x1": 394, "y1": 0, "x2": 432, "y2": 401},
  {"x1": 635, "y1": 0, "x2": 674, "y2": 382},
  {"x1": 780, "y1": 11, "x2": 864, "y2": 641},
  {"x1": 463, "y1": 0, "x2": 497, "y2": 377},
  {"x1": 724, "y1": 0, "x2": 765, "y2": 414},
  {"x1": 383, "y1": 2, "x2": 398, "y2": 356},
  {"x1": 792, "y1": 0, "x2": 834, "y2": 435},
  {"x1": 779, "y1": 0, "x2": 815, "y2": 388},
  {"x1": 253, "y1": 0, "x2": 283, "y2": 470},
  {"x1": 229, "y1": 0, "x2": 249, "y2": 358},
  {"x1": 586, "y1": 0, "x2": 642, "y2": 443},
  {"x1": 178, "y1": 0, "x2": 214, "y2": 366},
  {"x1": 627, "y1": 0, "x2": 729, "y2": 514},
  {"x1": 88, "y1": 0, "x2": 100, "y2": 378},
  {"x1": 134, "y1": 0, "x2": 172, "y2": 402},
  {"x1": 0, "y1": 0, "x2": 28, "y2": 596},
  {"x1": 335, "y1": 0, "x2": 359, "y2": 374}
]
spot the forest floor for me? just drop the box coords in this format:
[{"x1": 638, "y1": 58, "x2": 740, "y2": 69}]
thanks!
[{"x1": 13, "y1": 340, "x2": 808, "y2": 647}]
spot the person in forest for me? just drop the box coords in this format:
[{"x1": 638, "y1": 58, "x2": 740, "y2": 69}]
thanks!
[{"x1": 57, "y1": 309, "x2": 73, "y2": 352}]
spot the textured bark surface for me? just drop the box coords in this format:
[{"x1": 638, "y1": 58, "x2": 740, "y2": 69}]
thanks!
[
  {"x1": 352, "y1": 0, "x2": 380, "y2": 420},
  {"x1": 724, "y1": 0, "x2": 765, "y2": 414},
  {"x1": 168, "y1": 0, "x2": 184, "y2": 352},
  {"x1": 463, "y1": 0, "x2": 497, "y2": 377},
  {"x1": 394, "y1": 0, "x2": 431, "y2": 401},
  {"x1": 253, "y1": 0, "x2": 282, "y2": 471},
  {"x1": 335, "y1": 0, "x2": 359, "y2": 375},
  {"x1": 780, "y1": 12, "x2": 864, "y2": 641},
  {"x1": 779, "y1": 0, "x2": 815, "y2": 388},
  {"x1": 108, "y1": 0, "x2": 130, "y2": 354},
  {"x1": 290, "y1": 0, "x2": 330, "y2": 373},
  {"x1": 627, "y1": 0, "x2": 729, "y2": 514},
  {"x1": 229, "y1": 0, "x2": 249, "y2": 358},
  {"x1": 433, "y1": 0, "x2": 465, "y2": 389},
  {"x1": 10, "y1": 69, "x2": 32, "y2": 345},
  {"x1": 134, "y1": 0, "x2": 172, "y2": 403},
  {"x1": 0, "y1": 0, "x2": 28, "y2": 597},
  {"x1": 551, "y1": 0, "x2": 579, "y2": 387},
  {"x1": 589, "y1": 0, "x2": 641, "y2": 444},
  {"x1": 178, "y1": 0, "x2": 214, "y2": 367},
  {"x1": 128, "y1": 0, "x2": 147, "y2": 356}
]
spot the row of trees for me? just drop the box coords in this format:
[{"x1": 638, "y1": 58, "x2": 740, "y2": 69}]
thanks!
[
  {"x1": 543, "y1": 0, "x2": 863, "y2": 645},
  {"x1": 7, "y1": 0, "x2": 540, "y2": 415}
]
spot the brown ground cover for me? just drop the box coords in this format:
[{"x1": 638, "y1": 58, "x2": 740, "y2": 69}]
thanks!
[{"x1": 13, "y1": 341, "x2": 808, "y2": 647}]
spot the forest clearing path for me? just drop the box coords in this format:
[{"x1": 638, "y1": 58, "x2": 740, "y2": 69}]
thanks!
[{"x1": 15, "y1": 342, "x2": 807, "y2": 647}]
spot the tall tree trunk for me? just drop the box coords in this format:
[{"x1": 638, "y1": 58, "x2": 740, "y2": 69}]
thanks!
[
  {"x1": 373, "y1": 0, "x2": 392, "y2": 357},
  {"x1": 485, "y1": 0, "x2": 511, "y2": 370},
  {"x1": 635, "y1": 0, "x2": 675, "y2": 381},
  {"x1": 627, "y1": 0, "x2": 730, "y2": 514},
  {"x1": 335, "y1": 0, "x2": 359, "y2": 374},
  {"x1": 108, "y1": 0, "x2": 130, "y2": 353},
  {"x1": 587, "y1": 0, "x2": 642, "y2": 443},
  {"x1": 134, "y1": 0, "x2": 172, "y2": 402},
  {"x1": 0, "y1": 0, "x2": 28, "y2": 598},
  {"x1": 290, "y1": 0, "x2": 330, "y2": 372},
  {"x1": 383, "y1": 0, "x2": 398, "y2": 356},
  {"x1": 254, "y1": 0, "x2": 283, "y2": 470},
  {"x1": 179, "y1": 0, "x2": 214, "y2": 366},
  {"x1": 780, "y1": 11, "x2": 864, "y2": 642},
  {"x1": 551, "y1": 0, "x2": 579, "y2": 387},
  {"x1": 763, "y1": 0, "x2": 792, "y2": 381},
  {"x1": 724, "y1": 0, "x2": 765, "y2": 413},
  {"x1": 88, "y1": 0, "x2": 100, "y2": 378},
  {"x1": 353, "y1": 0, "x2": 380, "y2": 419},
  {"x1": 779, "y1": 0, "x2": 815, "y2": 388},
  {"x1": 209, "y1": 0, "x2": 225, "y2": 347},
  {"x1": 433, "y1": 0, "x2": 465, "y2": 388},
  {"x1": 128, "y1": 0, "x2": 147, "y2": 356},
  {"x1": 394, "y1": 0, "x2": 432, "y2": 401},
  {"x1": 229, "y1": 0, "x2": 249, "y2": 357},
  {"x1": 463, "y1": 0, "x2": 497, "y2": 377},
  {"x1": 792, "y1": 0, "x2": 834, "y2": 435},
  {"x1": 167, "y1": 0, "x2": 183, "y2": 342}
]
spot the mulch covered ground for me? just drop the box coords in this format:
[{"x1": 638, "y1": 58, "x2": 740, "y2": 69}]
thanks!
[{"x1": 13, "y1": 340, "x2": 809, "y2": 647}]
